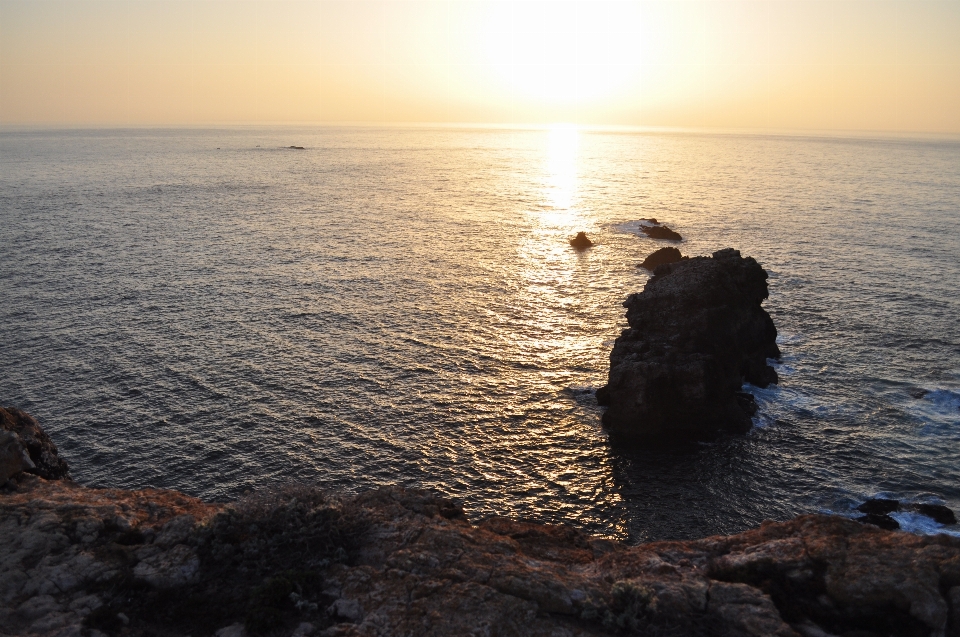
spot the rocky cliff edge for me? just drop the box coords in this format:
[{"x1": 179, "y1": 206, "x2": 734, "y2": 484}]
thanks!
[{"x1": 3, "y1": 469, "x2": 960, "y2": 637}]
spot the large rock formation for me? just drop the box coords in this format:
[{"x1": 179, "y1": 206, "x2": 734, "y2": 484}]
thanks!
[
  {"x1": 598, "y1": 249, "x2": 780, "y2": 442},
  {"x1": 4, "y1": 475, "x2": 960, "y2": 637}
]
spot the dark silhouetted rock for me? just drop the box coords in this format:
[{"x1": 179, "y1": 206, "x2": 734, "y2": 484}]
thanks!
[
  {"x1": 639, "y1": 246, "x2": 684, "y2": 271},
  {"x1": 856, "y1": 513, "x2": 901, "y2": 530},
  {"x1": 641, "y1": 224, "x2": 682, "y2": 241},
  {"x1": 0, "y1": 406, "x2": 70, "y2": 480},
  {"x1": 287, "y1": 145, "x2": 305, "y2": 150},
  {"x1": 599, "y1": 248, "x2": 780, "y2": 442},
  {"x1": 639, "y1": 217, "x2": 658, "y2": 225},
  {"x1": 569, "y1": 232, "x2": 594, "y2": 249},
  {"x1": 912, "y1": 503, "x2": 957, "y2": 525},
  {"x1": 857, "y1": 498, "x2": 900, "y2": 515},
  {"x1": 910, "y1": 387, "x2": 929, "y2": 399}
]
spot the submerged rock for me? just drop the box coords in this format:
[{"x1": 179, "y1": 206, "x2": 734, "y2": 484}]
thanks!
[
  {"x1": 639, "y1": 246, "x2": 685, "y2": 271},
  {"x1": 855, "y1": 498, "x2": 957, "y2": 526},
  {"x1": 599, "y1": 248, "x2": 780, "y2": 442},
  {"x1": 569, "y1": 232, "x2": 594, "y2": 249},
  {"x1": 914, "y1": 503, "x2": 958, "y2": 525},
  {"x1": 641, "y1": 224, "x2": 682, "y2": 241},
  {"x1": 857, "y1": 498, "x2": 900, "y2": 515},
  {"x1": 0, "y1": 406, "x2": 69, "y2": 480}
]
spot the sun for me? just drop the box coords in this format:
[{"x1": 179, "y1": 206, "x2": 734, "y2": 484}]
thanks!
[{"x1": 478, "y1": 2, "x2": 644, "y2": 107}]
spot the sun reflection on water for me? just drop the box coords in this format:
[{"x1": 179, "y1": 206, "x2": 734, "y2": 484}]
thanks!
[{"x1": 543, "y1": 124, "x2": 580, "y2": 218}]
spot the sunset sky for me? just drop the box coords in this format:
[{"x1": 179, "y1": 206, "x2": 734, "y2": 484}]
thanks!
[{"x1": 1, "y1": 0, "x2": 959, "y2": 133}]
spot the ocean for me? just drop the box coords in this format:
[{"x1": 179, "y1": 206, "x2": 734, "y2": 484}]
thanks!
[{"x1": 1, "y1": 125, "x2": 958, "y2": 542}]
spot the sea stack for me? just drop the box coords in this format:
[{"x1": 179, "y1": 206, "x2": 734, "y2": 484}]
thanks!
[{"x1": 597, "y1": 248, "x2": 780, "y2": 442}]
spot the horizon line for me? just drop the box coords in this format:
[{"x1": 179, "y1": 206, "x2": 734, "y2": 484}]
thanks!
[{"x1": 2, "y1": 121, "x2": 959, "y2": 143}]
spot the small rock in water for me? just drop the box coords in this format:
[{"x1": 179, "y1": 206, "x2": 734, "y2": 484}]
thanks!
[
  {"x1": 639, "y1": 246, "x2": 684, "y2": 271},
  {"x1": 855, "y1": 513, "x2": 900, "y2": 530},
  {"x1": 641, "y1": 224, "x2": 683, "y2": 241},
  {"x1": 856, "y1": 498, "x2": 900, "y2": 515},
  {"x1": 911, "y1": 503, "x2": 957, "y2": 525},
  {"x1": 909, "y1": 387, "x2": 929, "y2": 399},
  {"x1": 569, "y1": 232, "x2": 594, "y2": 249},
  {"x1": 287, "y1": 145, "x2": 305, "y2": 150}
]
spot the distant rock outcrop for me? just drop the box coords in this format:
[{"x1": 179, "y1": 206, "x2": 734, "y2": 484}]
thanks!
[
  {"x1": 640, "y1": 224, "x2": 682, "y2": 241},
  {"x1": 638, "y1": 246, "x2": 685, "y2": 271},
  {"x1": 598, "y1": 249, "x2": 780, "y2": 442},
  {"x1": 569, "y1": 232, "x2": 594, "y2": 249}
]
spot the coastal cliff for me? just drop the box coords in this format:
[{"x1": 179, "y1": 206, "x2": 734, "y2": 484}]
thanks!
[{"x1": 3, "y1": 421, "x2": 960, "y2": 637}]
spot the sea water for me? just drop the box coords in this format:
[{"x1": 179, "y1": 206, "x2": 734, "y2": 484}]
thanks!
[{"x1": 1, "y1": 126, "x2": 958, "y2": 542}]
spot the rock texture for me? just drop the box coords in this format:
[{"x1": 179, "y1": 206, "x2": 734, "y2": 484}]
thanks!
[
  {"x1": 598, "y1": 249, "x2": 781, "y2": 442},
  {"x1": 1, "y1": 407, "x2": 70, "y2": 480},
  {"x1": 638, "y1": 246, "x2": 685, "y2": 271},
  {"x1": 4, "y1": 476, "x2": 960, "y2": 637}
]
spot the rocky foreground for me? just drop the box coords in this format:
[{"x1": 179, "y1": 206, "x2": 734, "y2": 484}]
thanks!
[{"x1": 1, "y1": 468, "x2": 960, "y2": 637}]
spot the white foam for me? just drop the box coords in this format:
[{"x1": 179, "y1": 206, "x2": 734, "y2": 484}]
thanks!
[
  {"x1": 890, "y1": 511, "x2": 960, "y2": 537},
  {"x1": 905, "y1": 388, "x2": 960, "y2": 436}
]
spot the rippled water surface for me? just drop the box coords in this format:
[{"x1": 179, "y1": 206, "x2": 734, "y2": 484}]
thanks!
[{"x1": 2, "y1": 126, "x2": 959, "y2": 542}]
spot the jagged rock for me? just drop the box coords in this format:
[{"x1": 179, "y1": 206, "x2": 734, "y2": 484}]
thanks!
[
  {"x1": 0, "y1": 430, "x2": 35, "y2": 486},
  {"x1": 639, "y1": 246, "x2": 684, "y2": 271},
  {"x1": 0, "y1": 407, "x2": 70, "y2": 480},
  {"x1": 641, "y1": 224, "x2": 682, "y2": 241},
  {"x1": 639, "y1": 218, "x2": 659, "y2": 225},
  {"x1": 599, "y1": 249, "x2": 780, "y2": 442},
  {"x1": 4, "y1": 476, "x2": 960, "y2": 637},
  {"x1": 5, "y1": 415, "x2": 960, "y2": 637},
  {"x1": 569, "y1": 232, "x2": 593, "y2": 249}
]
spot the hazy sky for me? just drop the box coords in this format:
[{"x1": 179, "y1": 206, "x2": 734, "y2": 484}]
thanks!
[{"x1": 2, "y1": 0, "x2": 959, "y2": 132}]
